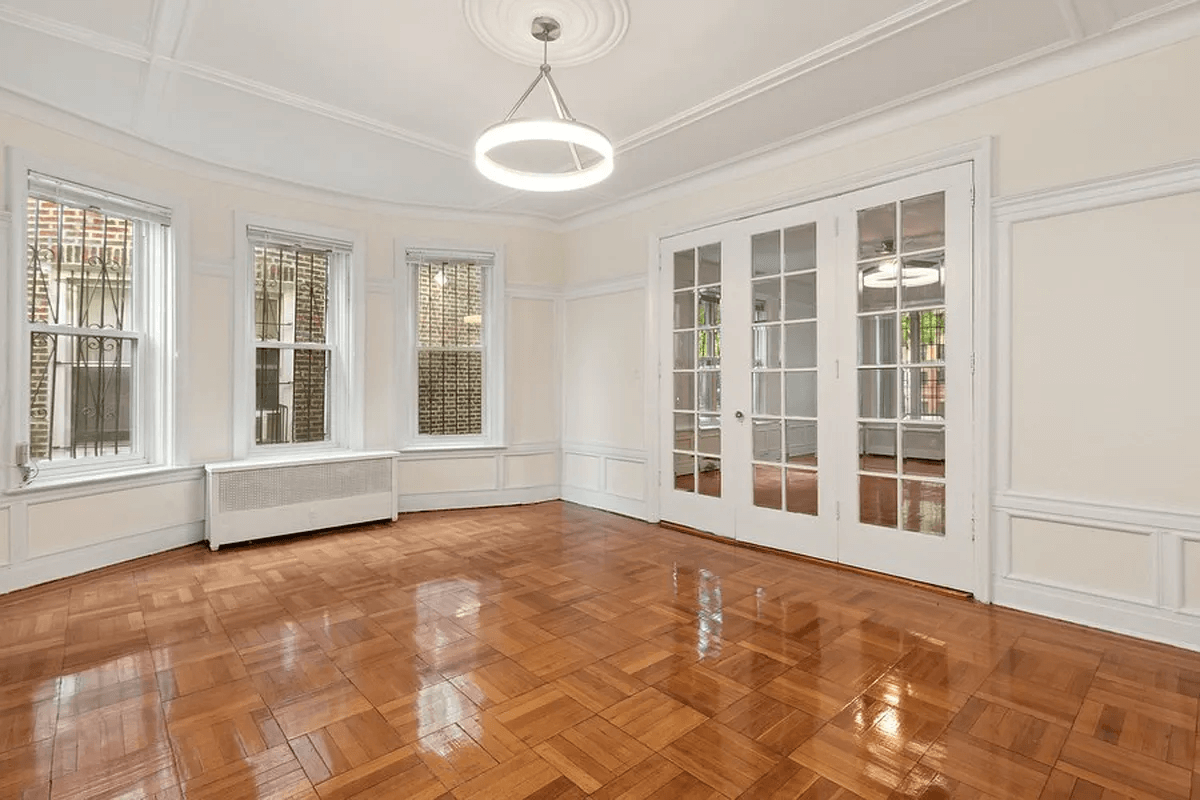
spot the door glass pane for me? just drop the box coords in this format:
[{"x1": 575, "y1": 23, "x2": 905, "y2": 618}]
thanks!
[
  {"x1": 751, "y1": 231, "x2": 781, "y2": 277},
  {"x1": 699, "y1": 458, "x2": 722, "y2": 498},
  {"x1": 752, "y1": 372, "x2": 781, "y2": 416},
  {"x1": 859, "y1": 315, "x2": 897, "y2": 366},
  {"x1": 784, "y1": 322, "x2": 816, "y2": 369},
  {"x1": 858, "y1": 262, "x2": 897, "y2": 313},
  {"x1": 674, "y1": 453, "x2": 695, "y2": 492},
  {"x1": 786, "y1": 469, "x2": 818, "y2": 516},
  {"x1": 752, "y1": 419, "x2": 781, "y2": 462},
  {"x1": 674, "y1": 290, "x2": 694, "y2": 329},
  {"x1": 900, "y1": 254, "x2": 945, "y2": 308},
  {"x1": 859, "y1": 423, "x2": 897, "y2": 473},
  {"x1": 752, "y1": 279, "x2": 781, "y2": 323},
  {"x1": 674, "y1": 332, "x2": 695, "y2": 370},
  {"x1": 785, "y1": 420, "x2": 817, "y2": 466},
  {"x1": 674, "y1": 372, "x2": 694, "y2": 410},
  {"x1": 674, "y1": 413, "x2": 695, "y2": 451},
  {"x1": 901, "y1": 367, "x2": 944, "y2": 420},
  {"x1": 698, "y1": 372, "x2": 720, "y2": 413},
  {"x1": 858, "y1": 204, "x2": 896, "y2": 261},
  {"x1": 860, "y1": 475, "x2": 897, "y2": 528},
  {"x1": 901, "y1": 310, "x2": 945, "y2": 364},
  {"x1": 785, "y1": 371, "x2": 817, "y2": 418},
  {"x1": 697, "y1": 415, "x2": 721, "y2": 456},
  {"x1": 698, "y1": 244, "x2": 721, "y2": 286},
  {"x1": 752, "y1": 325, "x2": 780, "y2": 369},
  {"x1": 902, "y1": 480, "x2": 945, "y2": 536},
  {"x1": 784, "y1": 274, "x2": 816, "y2": 320},
  {"x1": 698, "y1": 287, "x2": 721, "y2": 326},
  {"x1": 674, "y1": 250, "x2": 695, "y2": 289},
  {"x1": 901, "y1": 193, "x2": 945, "y2": 252},
  {"x1": 784, "y1": 224, "x2": 816, "y2": 273},
  {"x1": 753, "y1": 465, "x2": 782, "y2": 510},
  {"x1": 902, "y1": 425, "x2": 944, "y2": 477},
  {"x1": 858, "y1": 369, "x2": 897, "y2": 419}
]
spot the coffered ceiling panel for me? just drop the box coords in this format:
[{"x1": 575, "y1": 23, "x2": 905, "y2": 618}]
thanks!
[
  {"x1": 157, "y1": 72, "x2": 511, "y2": 210},
  {"x1": 0, "y1": 23, "x2": 144, "y2": 130},
  {"x1": 587, "y1": 0, "x2": 1072, "y2": 203},
  {"x1": 0, "y1": 0, "x2": 155, "y2": 45},
  {"x1": 0, "y1": 0, "x2": 1194, "y2": 221}
]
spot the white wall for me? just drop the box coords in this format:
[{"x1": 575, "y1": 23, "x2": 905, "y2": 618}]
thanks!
[
  {"x1": 559, "y1": 35, "x2": 1200, "y2": 649},
  {"x1": 0, "y1": 105, "x2": 560, "y2": 593}
]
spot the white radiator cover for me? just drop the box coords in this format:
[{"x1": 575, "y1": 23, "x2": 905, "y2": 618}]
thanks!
[{"x1": 205, "y1": 451, "x2": 397, "y2": 550}]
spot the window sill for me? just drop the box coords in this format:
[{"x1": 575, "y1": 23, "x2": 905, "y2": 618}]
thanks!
[
  {"x1": 398, "y1": 442, "x2": 507, "y2": 456},
  {"x1": 6, "y1": 464, "x2": 203, "y2": 497}
]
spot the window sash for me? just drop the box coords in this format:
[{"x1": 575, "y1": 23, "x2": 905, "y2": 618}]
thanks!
[{"x1": 22, "y1": 189, "x2": 165, "y2": 468}]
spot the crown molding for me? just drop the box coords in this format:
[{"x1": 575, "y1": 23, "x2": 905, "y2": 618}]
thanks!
[
  {"x1": 169, "y1": 60, "x2": 469, "y2": 160},
  {"x1": 0, "y1": 85, "x2": 557, "y2": 230},
  {"x1": 614, "y1": 0, "x2": 975, "y2": 154},
  {"x1": 558, "y1": 2, "x2": 1200, "y2": 230},
  {"x1": 0, "y1": 4, "x2": 149, "y2": 61}
]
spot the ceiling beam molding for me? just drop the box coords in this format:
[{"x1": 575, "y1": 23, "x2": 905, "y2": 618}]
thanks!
[
  {"x1": 0, "y1": 4, "x2": 149, "y2": 61},
  {"x1": 167, "y1": 60, "x2": 470, "y2": 160},
  {"x1": 1055, "y1": 0, "x2": 1087, "y2": 41},
  {"x1": 613, "y1": 0, "x2": 975, "y2": 154},
  {"x1": 134, "y1": 0, "x2": 204, "y2": 136}
]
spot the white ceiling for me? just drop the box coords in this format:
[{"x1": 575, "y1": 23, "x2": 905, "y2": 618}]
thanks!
[{"x1": 0, "y1": 0, "x2": 1194, "y2": 222}]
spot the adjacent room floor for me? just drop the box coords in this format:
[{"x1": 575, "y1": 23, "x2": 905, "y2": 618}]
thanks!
[{"x1": 0, "y1": 501, "x2": 1197, "y2": 799}]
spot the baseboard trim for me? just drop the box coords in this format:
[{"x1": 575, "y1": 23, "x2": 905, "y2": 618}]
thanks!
[
  {"x1": 395, "y1": 486, "x2": 560, "y2": 513},
  {"x1": 561, "y1": 486, "x2": 649, "y2": 521},
  {"x1": 0, "y1": 521, "x2": 205, "y2": 595},
  {"x1": 993, "y1": 576, "x2": 1200, "y2": 653}
]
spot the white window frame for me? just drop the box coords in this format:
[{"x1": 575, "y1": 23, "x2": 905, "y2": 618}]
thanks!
[
  {"x1": 396, "y1": 241, "x2": 505, "y2": 451},
  {"x1": 233, "y1": 213, "x2": 364, "y2": 459},
  {"x1": 4, "y1": 149, "x2": 186, "y2": 487}
]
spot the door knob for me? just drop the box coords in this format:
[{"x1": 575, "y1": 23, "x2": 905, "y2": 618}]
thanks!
[{"x1": 735, "y1": 411, "x2": 745, "y2": 421}]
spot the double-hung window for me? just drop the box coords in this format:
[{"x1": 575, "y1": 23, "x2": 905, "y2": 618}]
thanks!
[
  {"x1": 403, "y1": 247, "x2": 504, "y2": 447},
  {"x1": 18, "y1": 170, "x2": 175, "y2": 479},
  {"x1": 242, "y1": 224, "x2": 357, "y2": 452}
]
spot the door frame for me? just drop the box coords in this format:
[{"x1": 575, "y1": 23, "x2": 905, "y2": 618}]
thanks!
[{"x1": 644, "y1": 138, "x2": 994, "y2": 601}]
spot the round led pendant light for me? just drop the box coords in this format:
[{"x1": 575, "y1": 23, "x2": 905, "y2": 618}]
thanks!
[{"x1": 475, "y1": 17, "x2": 614, "y2": 192}]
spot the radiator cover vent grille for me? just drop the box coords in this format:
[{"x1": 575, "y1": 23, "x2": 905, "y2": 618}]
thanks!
[{"x1": 217, "y1": 458, "x2": 392, "y2": 513}]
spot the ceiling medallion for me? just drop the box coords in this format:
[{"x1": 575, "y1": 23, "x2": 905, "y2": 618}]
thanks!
[
  {"x1": 463, "y1": 0, "x2": 630, "y2": 68},
  {"x1": 474, "y1": 16, "x2": 614, "y2": 193}
]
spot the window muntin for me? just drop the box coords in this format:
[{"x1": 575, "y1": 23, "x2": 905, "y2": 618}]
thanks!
[
  {"x1": 407, "y1": 249, "x2": 497, "y2": 443},
  {"x1": 21, "y1": 173, "x2": 171, "y2": 470}
]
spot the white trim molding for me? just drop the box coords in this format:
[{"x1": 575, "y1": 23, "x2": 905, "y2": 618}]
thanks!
[
  {"x1": 561, "y1": 442, "x2": 651, "y2": 521},
  {"x1": 989, "y1": 158, "x2": 1200, "y2": 651}
]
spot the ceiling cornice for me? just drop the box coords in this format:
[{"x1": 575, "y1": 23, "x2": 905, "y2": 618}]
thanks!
[
  {"x1": 614, "y1": 0, "x2": 975, "y2": 155},
  {"x1": 0, "y1": 4, "x2": 148, "y2": 60},
  {"x1": 559, "y1": 1, "x2": 1200, "y2": 230},
  {"x1": 0, "y1": 84, "x2": 557, "y2": 229}
]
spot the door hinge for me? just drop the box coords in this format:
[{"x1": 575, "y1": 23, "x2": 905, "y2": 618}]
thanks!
[
  {"x1": 835, "y1": 359, "x2": 840, "y2": 379},
  {"x1": 835, "y1": 502, "x2": 841, "y2": 521},
  {"x1": 970, "y1": 186, "x2": 976, "y2": 208},
  {"x1": 970, "y1": 353, "x2": 976, "y2": 375}
]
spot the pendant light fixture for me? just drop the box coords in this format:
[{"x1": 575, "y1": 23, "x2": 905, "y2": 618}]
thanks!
[{"x1": 475, "y1": 16, "x2": 614, "y2": 192}]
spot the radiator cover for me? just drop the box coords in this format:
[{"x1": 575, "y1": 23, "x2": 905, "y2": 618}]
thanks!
[{"x1": 205, "y1": 452, "x2": 397, "y2": 550}]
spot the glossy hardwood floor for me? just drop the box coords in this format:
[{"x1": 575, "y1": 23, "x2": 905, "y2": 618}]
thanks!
[{"x1": 1, "y1": 501, "x2": 1197, "y2": 800}]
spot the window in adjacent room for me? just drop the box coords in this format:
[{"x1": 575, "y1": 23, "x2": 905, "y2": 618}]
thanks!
[
  {"x1": 20, "y1": 170, "x2": 176, "y2": 478},
  {"x1": 404, "y1": 248, "x2": 504, "y2": 447}
]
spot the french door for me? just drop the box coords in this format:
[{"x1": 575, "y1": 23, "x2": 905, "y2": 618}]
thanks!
[{"x1": 659, "y1": 164, "x2": 975, "y2": 592}]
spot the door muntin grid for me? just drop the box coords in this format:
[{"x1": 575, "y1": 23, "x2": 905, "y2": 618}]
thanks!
[
  {"x1": 673, "y1": 244, "x2": 722, "y2": 497},
  {"x1": 856, "y1": 192, "x2": 947, "y2": 535},
  {"x1": 751, "y1": 224, "x2": 818, "y2": 515}
]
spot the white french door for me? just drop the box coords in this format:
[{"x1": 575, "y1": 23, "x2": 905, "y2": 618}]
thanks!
[{"x1": 659, "y1": 163, "x2": 975, "y2": 592}]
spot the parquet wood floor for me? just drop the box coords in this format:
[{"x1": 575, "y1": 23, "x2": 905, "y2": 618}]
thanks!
[{"x1": 0, "y1": 501, "x2": 1197, "y2": 799}]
